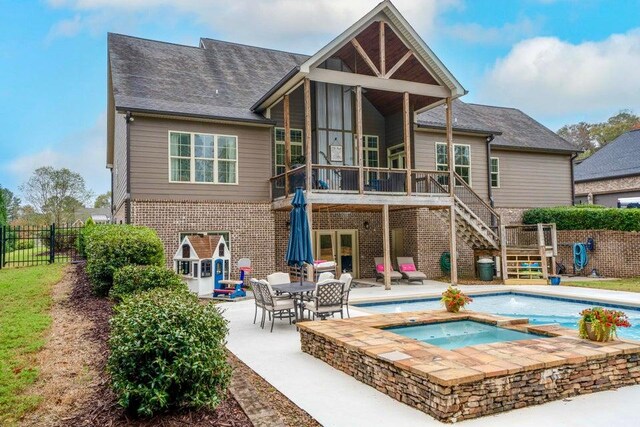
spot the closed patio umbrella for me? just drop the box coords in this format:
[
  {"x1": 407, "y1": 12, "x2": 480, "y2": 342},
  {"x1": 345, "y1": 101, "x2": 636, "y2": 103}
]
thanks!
[{"x1": 285, "y1": 188, "x2": 314, "y2": 284}]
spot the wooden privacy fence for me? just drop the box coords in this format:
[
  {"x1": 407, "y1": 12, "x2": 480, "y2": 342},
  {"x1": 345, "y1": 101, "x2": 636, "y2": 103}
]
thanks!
[{"x1": 0, "y1": 224, "x2": 84, "y2": 268}]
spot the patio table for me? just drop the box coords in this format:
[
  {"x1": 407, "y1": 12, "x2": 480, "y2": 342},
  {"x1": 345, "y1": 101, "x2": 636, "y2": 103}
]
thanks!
[{"x1": 271, "y1": 281, "x2": 316, "y2": 322}]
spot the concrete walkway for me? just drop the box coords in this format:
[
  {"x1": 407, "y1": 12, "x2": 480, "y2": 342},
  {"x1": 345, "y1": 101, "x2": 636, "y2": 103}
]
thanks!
[{"x1": 220, "y1": 283, "x2": 640, "y2": 426}]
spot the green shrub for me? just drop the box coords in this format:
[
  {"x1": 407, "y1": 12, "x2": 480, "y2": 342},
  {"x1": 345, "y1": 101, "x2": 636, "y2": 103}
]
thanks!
[
  {"x1": 85, "y1": 225, "x2": 164, "y2": 296},
  {"x1": 523, "y1": 206, "x2": 640, "y2": 231},
  {"x1": 14, "y1": 239, "x2": 35, "y2": 250},
  {"x1": 107, "y1": 288, "x2": 231, "y2": 417},
  {"x1": 110, "y1": 265, "x2": 186, "y2": 301},
  {"x1": 76, "y1": 217, "x2": 96, "y2": 257},
  {"x1": 39, "y1": 227, "x2": 78, "y2": 252}
]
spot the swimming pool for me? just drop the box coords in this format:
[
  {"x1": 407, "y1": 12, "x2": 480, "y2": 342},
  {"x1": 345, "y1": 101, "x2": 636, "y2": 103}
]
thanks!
[
  {"x1": 358, "y1": 292, "x2": 640, "y2": 341},
  {"x1": 385, "y1": 320, "x2": 542, "y2": 350}
]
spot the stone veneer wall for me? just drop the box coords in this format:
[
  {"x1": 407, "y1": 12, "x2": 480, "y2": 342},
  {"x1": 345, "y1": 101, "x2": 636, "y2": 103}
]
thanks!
[
  {"x1": 130, "y1": 200, "x2": 276, "y2": 279},
  {"x1": 300, "y1": 330, "x2": 640, "y2": 423},
  {"x1": 576, "y1": 175, "x2": 640, "y2": 196},
  {"x1": 556, "y1": 229, "x2": 640, "y2": 278}
]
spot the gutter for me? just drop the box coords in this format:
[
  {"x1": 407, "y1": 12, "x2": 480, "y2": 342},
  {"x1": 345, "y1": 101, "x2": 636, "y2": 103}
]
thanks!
[
  {"x1": 251, "y1": 66, "x2": 302, "y2": 112},
  {"x1": 415, "y1": 122, "x2": 502, "y2": 137},
  {"x1": 486, "y1": 135, "x2": 495, "y2": 207},
  {"x1": 570, "y1": 152, "x2": 578, "y2": 205},
  {"x1": 125, "y1": 111, "x2": 133, "y2": 224},
  {"x1": 574, "y1": 171, "x2": 640, "y2": 184},
  {"x1": 116, "y1": 107, "x2": 276, "y2": 126}
]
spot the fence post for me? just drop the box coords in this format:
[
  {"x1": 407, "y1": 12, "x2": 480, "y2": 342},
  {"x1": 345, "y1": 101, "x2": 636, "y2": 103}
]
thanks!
[
  {"x1": 0, "y1": 225, "x2": 4, "y2": 269},
  {"x1": 49, "y1": 224, "x2": 55, "y2": 264}
]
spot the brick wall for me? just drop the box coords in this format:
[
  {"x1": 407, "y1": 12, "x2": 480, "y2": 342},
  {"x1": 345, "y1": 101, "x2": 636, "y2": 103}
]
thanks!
[
  {"x1": 576, "y1": 175, "x2": 640, "y2": 196},
  {"x1": 556, "y1": 229, "x2": 640, "y2": 278},
  {"x1": 130, "y1": 200, "x2": 276, "y2": 279},
  {"x1": 495, "y1": 207, "x2": 528, "y2": 225}
]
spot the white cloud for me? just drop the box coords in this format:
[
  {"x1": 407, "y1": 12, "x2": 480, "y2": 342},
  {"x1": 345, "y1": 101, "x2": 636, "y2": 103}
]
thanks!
[
  {"x1": 6, "y1": 112, "x2": 110, "y2": 198},
  {"x1": 46, "y1": 0, "x2": 461, "y2": 51},
  {"x1": 479, "y1": 30, "x2": 640, "y2": 120},
  {"x1": 444, "y1": 17, "x2": 541, "y2": 45}
]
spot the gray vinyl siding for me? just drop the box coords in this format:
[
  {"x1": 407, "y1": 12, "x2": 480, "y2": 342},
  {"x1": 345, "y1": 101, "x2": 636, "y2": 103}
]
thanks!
[
  {"x1": 128, "y1": 116, "x2": 272, "y2": 202},
  {"x1": 413, "y1": 130, "x2": 489, "y2": 201},
  {"x1": 491, "y1": 149, "x2": 572, "y2": 208},
  {"x1": 113, "y1": 111, "x2": 128, "y2": 211},
  {"x1": 270, "y1": 85, "x2": 305, "y2": 129},
  {"x1": 362, "y1": 97, "x2": 386, "y2": 166},
  {"x1": 384, "y1": 112, "x2": 404, "y2": 168}
]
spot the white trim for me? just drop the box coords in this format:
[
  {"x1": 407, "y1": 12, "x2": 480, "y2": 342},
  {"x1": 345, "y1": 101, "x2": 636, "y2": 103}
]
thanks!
[
  {"x1": 363, "y1": 135, "x2": 379, "y2": 167},
  {"x1": 435, "y1": 142, "x2": 472, "y2": 187},
  {"x1": 168, "y1": 130, "x2": 239, "y2": 185},
  {"x1": 386, "y1": 143, "x2": 405, "y2": 169},
  {"x1": 490, "y1": 156, "x2": 500, "y2": 189},
  {"x1": 274, "y1": 127, "x2": 304, "y2": 175}
]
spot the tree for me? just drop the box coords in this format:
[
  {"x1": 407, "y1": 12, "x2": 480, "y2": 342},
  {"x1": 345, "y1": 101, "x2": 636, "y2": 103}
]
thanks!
[
  {"x1": 557, "y1": 122, "x2": 595, "y2": 152},
  {"x1": 94, "y1": 191, "x2": 112, "y2": 209},
  {"x1": 0, "y1": 188, "x2": 7, "y2": 226},
  {"x1": 20, "y1": 167, "x2": 93, "y2": 225},
  {"x1": 0, "y1": 186, "x2": 21, "y2": 222}
]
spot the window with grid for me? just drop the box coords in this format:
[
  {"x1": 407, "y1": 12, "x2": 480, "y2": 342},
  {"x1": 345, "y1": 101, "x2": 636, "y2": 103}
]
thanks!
[
  {"x1": 435, "y1": 142, "x2": 471, "y2": 186},
  {"x1": 274, "y1": 128, "x2": 303, "y2": 175},
  {"x1": 169, "y1": 132, "x2": 238, "y2": 184},
  {"x1": 490, "y1": 157, "x2": 500, "y2": 188},
  {"x1": 363, "y1": 135, "x2": 379, "y2": 182}
]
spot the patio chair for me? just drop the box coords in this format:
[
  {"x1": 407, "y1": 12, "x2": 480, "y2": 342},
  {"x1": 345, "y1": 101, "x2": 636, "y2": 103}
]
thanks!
[
  {"x1": 257, "y1": 281, "x2": 295, "y2": 332},
  {"x1": 396, "y1": 257, "x2": 427, "y2": 283},
  {"x1": 302, "y1": 280, "x2": 345, "y2": 320},
  {"x1": 313, "y1": 261, "x2": 337, "y2": 281},
  {"x1": 317, "y1": 271, "x2": 335, "y2": 282},
  {"x1": 250, "y1": 278, "x2": 265, "y2": 325},
  {"x1": 339, "y1": 273, "x2": 353, "y2": 318},
  {"x1": 267, "y1": 272, "x2": 291, "y2": 286},
  {"x1": 374, "y1": 257, "x2": 403, "y2": 283}
]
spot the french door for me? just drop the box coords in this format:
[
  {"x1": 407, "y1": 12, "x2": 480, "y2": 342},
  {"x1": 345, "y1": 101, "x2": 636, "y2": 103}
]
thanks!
[{"x1": 314, "y1": 229, "x2": 359, "y2": 278}]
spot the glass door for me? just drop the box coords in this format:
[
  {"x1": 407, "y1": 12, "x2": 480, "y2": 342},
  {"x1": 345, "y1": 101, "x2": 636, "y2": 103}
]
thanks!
[
  {"x1": 337, "y1": 230, "x2": 358, "y2": 277},
  {"x1": 387, "y1": 144, "x2": 406, "y2": 169},
  {"x1": 315, "y1": 231, "x2": 336, "y2": 264}
]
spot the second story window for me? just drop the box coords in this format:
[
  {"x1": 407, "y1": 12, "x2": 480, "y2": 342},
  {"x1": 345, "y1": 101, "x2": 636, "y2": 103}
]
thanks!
[
  {"x1": 435, "y1": 142, "x2": 472, "y2": 186},
  {"x1": 169, "y1": 132, "x2": 238, "y2": 184},
  {"x1": 490, "y1": 157, "x2": 500, "y2": 188},
  {"x1": 274, "y1": 128, "x2": 303, "y2": 175}
]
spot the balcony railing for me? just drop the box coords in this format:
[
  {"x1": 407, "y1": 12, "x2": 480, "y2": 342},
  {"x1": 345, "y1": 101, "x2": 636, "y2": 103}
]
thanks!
[{"x1": 502, "y1": 223, "x2": 557, "y2": 254}]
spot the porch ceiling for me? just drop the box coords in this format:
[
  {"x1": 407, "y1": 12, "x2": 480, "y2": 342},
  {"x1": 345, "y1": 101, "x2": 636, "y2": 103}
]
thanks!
[{"x1": 363, "y1": 89, "x2": 439, "y2": 116}]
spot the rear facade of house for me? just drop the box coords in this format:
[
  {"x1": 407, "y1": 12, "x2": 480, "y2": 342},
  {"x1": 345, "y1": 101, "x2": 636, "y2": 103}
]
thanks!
[{"x1": 106, "y1": 1, "x2": 577, "y2": 282}]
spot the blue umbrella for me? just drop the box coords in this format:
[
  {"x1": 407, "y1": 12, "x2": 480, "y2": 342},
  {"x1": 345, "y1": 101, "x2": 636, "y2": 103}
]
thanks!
[{"x1": 285, "y1": 188, "x2": 314, "y2": 284}]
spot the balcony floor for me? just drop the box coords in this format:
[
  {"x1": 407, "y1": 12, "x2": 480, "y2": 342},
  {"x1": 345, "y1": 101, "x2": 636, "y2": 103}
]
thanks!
[{"x1": 272, "y1": 191, "x2": 454, "y2": 211}]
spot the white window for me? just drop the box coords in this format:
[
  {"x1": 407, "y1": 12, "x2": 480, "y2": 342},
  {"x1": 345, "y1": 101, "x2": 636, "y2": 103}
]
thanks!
[
  {"x1": 274, "y1": 128, "x2": 303, "y2": 175},
  {"x1": 169, "y1": 132, "x2": 238, "y2": 184},
  {"x1": 490, "y1": 157, "x2": 500, "y2": 188},
  {"x1": 435, "y1": 142, "x2": 471, "y2": 186}
]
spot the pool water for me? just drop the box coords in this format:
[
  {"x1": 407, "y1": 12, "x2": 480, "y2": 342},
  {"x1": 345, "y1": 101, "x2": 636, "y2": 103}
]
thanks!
[
  {"x1": 385, "y1": 320, "x2": 540, "y2": 350},
  {"x1": 359, "y1": 293, "x2": 640, "y2": 341}
]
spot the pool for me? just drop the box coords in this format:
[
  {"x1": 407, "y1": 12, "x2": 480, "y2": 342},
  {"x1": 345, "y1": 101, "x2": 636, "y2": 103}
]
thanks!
[
  {"x1": 358, "y1": 292, "x2": 640, "y2": 341},
  {"x1": 385, "y1": 320, "x2": 541, "y2": 350}
]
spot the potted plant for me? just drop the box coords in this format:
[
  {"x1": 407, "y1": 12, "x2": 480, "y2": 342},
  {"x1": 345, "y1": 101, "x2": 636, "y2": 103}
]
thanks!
[
  {"x1": 441, "y1": 287, "x2": 472, "y2": 313},
  {"x1": 578, "y1": 307, "x2": 631, "y2": 342}
]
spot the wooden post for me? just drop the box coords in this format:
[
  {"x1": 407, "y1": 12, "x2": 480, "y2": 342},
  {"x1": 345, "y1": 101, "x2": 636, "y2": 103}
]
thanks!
[
  {"x1": 382, "y1": 204, "x2": 391, "y2": 290},
  {"x1": 500, "y1": 224, "x2": 508, "y2": 282},
  {"x1": 551, "y1": 223, "x2": 558, "y2": 275},
  {"x1": 445, "y1": 97, "x2": 454, "y2": 195},
  {"x1": 356, "y1": 86, "x2": 364, "y2": 194},
  {"x1": 307, "y1": 202, "x2": 314, "y2": 280},
  {"x1": 403, "y1": 92, "x2": 412, "y2": 195},
  {"x1": 537, "y1": 223, "x2": 549, "y2": 280},
  {"x1": 304, "y1": 78, "x2": 312, "y2": 193},
  {"x1": 284, "y1": 94, "x2": 291, "y2": 197},
  {"x1": 379, "y1": 21, "x2": 386, "y2": 76},
  {"x1": 449, "y1": 205, "x2": 458, "y2": 286}
]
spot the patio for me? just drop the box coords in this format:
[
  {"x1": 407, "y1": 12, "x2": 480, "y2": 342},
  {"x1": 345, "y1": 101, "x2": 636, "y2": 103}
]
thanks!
[{"x1": 219, "y1": 282, "x2": 640, "y2": 426}]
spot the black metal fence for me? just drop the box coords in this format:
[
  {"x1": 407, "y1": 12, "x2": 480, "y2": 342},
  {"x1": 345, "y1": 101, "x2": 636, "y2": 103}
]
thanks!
[{"x1": 0, "y1": 224, "x2": 84, "y2": 268}]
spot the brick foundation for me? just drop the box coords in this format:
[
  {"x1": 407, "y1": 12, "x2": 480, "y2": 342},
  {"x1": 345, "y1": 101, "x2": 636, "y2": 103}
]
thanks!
[{"x1": 130, "y1": 199, "x2": 276, "y2": 279}]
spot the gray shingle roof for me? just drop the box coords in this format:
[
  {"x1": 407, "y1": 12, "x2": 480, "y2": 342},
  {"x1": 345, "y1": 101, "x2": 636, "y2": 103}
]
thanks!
[
  {"x1": 417, "y1": 99, "x2": 577, "y2": 152},
  {"x1": 108, "y1": 33, "x2": 308, "y2": 123},
  {"x1": 574, "y1": 129, "x2": 640, "y2": 182}
]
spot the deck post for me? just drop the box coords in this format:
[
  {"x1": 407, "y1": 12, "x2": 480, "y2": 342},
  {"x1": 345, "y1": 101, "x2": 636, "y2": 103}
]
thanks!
[
  {"x1": 445, "y1": 97, "x2": 454, "y2": 196},
  {"x1": 403, "y1": 92, "x2": 412, "y2": 195},
  {"x1": 537, "y1": 223, "x2": 549, "y2": 280},
  {"x1": 356, "y1": 85, "x2": 364, "y2": 194},
  {"x1": 500, "y1": 224, "x2": 508, "y2": 282},
  {"x1": 449, "y1": 206, "x2": 458, "y2": 286},
  {"x1": 550, "y1": 223, "x2": 558, "y2": 275},
  {"x1": 284, "y1": 93, "x2": 291, "y2": 198},
  {"x1": 304, "y1": 78, "x2": 312, "y2": 193},
  {"x1": 382, "y1": 204, "x2": 391, "y2": 290},
  {"x1": 445, "y1": 97, "x2": 457, "y2": 285},
  {"x1": 307, "y1": 202, "x2": 314, "y2": 280}
]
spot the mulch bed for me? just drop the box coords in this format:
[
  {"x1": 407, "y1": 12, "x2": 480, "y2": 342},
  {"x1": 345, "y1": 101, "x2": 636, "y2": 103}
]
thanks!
[{"x1": 25, "y1": 263, "x2": 251, "y2": 427}]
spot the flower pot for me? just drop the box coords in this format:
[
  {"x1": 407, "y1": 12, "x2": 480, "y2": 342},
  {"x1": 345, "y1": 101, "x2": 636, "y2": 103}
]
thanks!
[
  {"x1": 446, "y1": 305, "x2": 461, "y2": 313},
  {"x1": 584, "y1": 322, "x2": 613, "y2": 342}
]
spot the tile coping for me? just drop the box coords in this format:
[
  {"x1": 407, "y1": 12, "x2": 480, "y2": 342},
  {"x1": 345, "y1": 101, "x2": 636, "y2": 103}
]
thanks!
[{"x1": 298, "y1": 310, "x2": 640, "y2": 387}]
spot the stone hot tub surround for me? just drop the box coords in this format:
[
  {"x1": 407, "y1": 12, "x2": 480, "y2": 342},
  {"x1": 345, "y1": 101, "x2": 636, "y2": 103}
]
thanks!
[{"x1": 298, "y1": 311, "x2": 640, "y2": 423}]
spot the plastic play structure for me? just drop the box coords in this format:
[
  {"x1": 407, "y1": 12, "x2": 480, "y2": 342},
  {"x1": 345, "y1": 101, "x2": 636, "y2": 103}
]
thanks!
[{"x1": 216, "y1": 258, "x2": 251, "y2": 299}]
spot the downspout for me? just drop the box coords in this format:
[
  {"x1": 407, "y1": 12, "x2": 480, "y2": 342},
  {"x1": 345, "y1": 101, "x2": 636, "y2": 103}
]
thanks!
[
  {"x1": 570, "y1": 153, "x2": 578, "y2": 205},
  {"x1": 485, "y1": 135, "x2": 495, "y2": 208},
  {"x1": 125, "y1": 111, "x2": 133, "y2": 224}
]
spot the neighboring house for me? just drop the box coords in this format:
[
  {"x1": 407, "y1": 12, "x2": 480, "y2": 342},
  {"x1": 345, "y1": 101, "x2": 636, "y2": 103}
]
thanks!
[
  {"x1": 574, "y1": 129, "x2": 640, "y2": 207},
  {"x1": 73, "y1": 207, "x2": 112, "y2": 225},
  {"x1": 106, "y1": 1, "x2": 577, "y2": 282}
]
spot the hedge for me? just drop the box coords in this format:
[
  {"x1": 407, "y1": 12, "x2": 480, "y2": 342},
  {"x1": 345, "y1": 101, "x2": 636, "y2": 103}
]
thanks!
[
  {"x1": 110, "y1": 265, "x2": 186, "y2": 302},
  {"x1": 107, "y1": 288, "x2": 231, "y2": 417},
  {"x1": 523, "y1": 206, "x2": 640, "y2": 231},
  {"x1": 85, "y1": 225, "x2": 165, "y2": 296},
  {"x1": 76, "y1": 217, "x2": 96, "y2": 257},
  {"x1": 39, "y1": 228, "x2": 78, "y2": 252}
]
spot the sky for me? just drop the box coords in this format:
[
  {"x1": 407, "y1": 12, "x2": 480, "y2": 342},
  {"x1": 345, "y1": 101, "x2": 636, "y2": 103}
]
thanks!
[{"x1": 1, "y1": 0, "x2": 640, "y2": 201}]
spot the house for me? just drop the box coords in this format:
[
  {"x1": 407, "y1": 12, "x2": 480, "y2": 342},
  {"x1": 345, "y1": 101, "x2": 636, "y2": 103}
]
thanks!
[
  {"x1": 106, "y1": 1, "x2": 577, "y2": 283},
  {"x1": 574, "y1": 129, "x2": 640, "y2": 207},
  {"x1": 173, "y1": 234, "x2": 230, "y2": 296},
  {"x1": 73, "y1": 207, "x2": 112, "y2": 225}
]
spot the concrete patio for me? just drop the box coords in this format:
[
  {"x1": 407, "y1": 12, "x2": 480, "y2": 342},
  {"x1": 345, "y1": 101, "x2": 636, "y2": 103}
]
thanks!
[{"x1": 219, "y1": 281, "x2": 640, "y2": 426}]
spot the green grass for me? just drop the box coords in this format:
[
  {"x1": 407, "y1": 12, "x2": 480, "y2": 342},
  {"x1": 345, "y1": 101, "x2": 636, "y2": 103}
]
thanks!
[
  {"x1": 0, "y1": 264, "x2": 64, "y2": 425},
  {"x1": 563, "y1": 277, "x2": 640, "y2": 293},
  {"x1": 4, "y1": 247, "x2": 68, "y2": 265}
]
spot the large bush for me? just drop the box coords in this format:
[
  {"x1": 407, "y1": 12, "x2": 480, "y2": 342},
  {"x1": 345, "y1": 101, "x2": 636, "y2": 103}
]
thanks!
[
  {"x1": 107, "y1": 288, "x2": 231, "y2": 417},
  {"x1": 110, "y1": 265, "x2": 186, "y2": 301},
  {"x1": 39, "y1": 227, "x2": 78, "y2": 252},
  {"x1": 85, "y1": 225, "x2": 164, "y2": 296},
  {"x1": 76, "y1": 217, "x2": 96, "y2": 257},
  {"x1": 523, "y1": 206, "x2": 640, "y2": 231}
]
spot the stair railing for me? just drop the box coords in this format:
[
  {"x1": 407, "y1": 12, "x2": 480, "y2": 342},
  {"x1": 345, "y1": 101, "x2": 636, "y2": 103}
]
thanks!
[{"x1": 451, "y1": 171, "x2": 501, "y2": 244}]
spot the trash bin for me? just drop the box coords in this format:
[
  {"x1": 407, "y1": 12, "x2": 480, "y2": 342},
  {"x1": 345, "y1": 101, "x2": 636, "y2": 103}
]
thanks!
[{"x1": 477, "y1": 258, "x2": 495, "y2": 281}]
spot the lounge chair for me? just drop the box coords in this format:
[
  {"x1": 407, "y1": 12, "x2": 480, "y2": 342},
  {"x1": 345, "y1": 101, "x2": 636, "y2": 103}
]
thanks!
[
  {"x1": 374, "y1": 257, "x2": 402, "y2": 283},
  {"x1": 302, "y1": 279, "x2": 345, "y2": 320},
  {"x1": 396, "y1": 257, "x2": 427, "y2": 283},
  {"x1": 256, "y1": 281, "x2": 295, "y2": 332},
  {"x1": 339, "y1": 273, "x2": 353, "y2": 318}
]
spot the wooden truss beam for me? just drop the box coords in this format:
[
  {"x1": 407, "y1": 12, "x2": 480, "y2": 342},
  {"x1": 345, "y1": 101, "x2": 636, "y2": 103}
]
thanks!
[
  {"x1": 351, "y1": 38, "x2": 381, "y2": 77},
  {"x1": 385, "y1": 51, "x2": 413, "y2": 79}
]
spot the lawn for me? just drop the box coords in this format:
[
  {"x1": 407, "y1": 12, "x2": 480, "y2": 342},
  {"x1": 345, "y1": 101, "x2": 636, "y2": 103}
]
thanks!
[
  {"x1": 0, "y1": 264, "x2": 64, "y2": 425},
  {"x1": 563, "y1": 277, "x2": 640, "y2": 293},
  {"x1": 4, "y1": 247, "x2": 68, "y2": 265}
]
